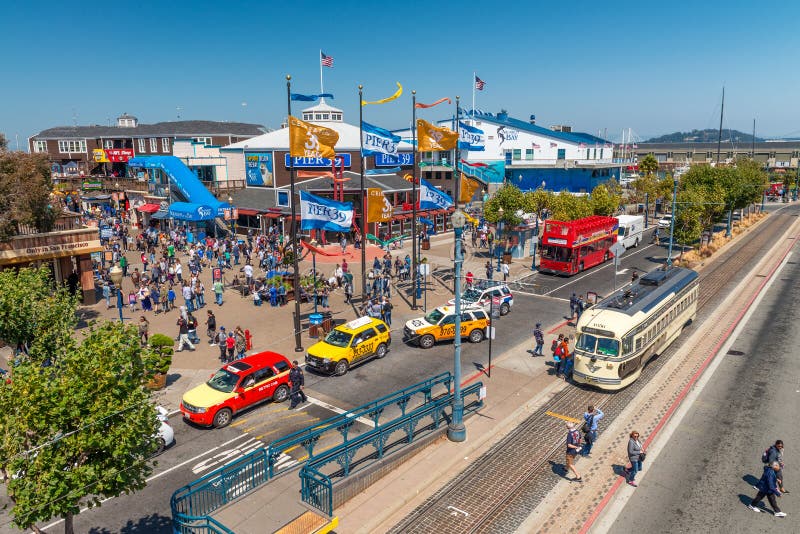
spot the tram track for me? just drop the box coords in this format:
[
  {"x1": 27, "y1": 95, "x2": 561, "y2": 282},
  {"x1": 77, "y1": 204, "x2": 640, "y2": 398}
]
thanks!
[{"x1": 388, "y1": 206, "x2": 800, "y2": 534}]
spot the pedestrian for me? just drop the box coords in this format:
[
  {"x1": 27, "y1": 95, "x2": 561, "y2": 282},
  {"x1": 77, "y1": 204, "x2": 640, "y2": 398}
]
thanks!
[
  {"x1": 764, "y1": 440, "x2": 788, "y2": 493},
  {"x1": 187, "y1": 312, "x2": 200, "y2": 344},
  {"x1": 465, "y1": 271, "x2": 474, "y2": 289},
  {"x1": 344, "y1": 281, "x2": 353, "y2": 304},
  {"x1": 217, "y1": 327, "x2": 228, "y2": 361},
  {"x1": 382, "y1": 298, "x2": 393, "y2": 326},
  {"x1": 213, "y1": 278, "x2": 224, "y2": 305},
  {"x1": 631, "y1": 269, "x2": 639, "y2": 284},
  {"x1": 485, "y1": 261, "x2": 494, "y2": 281},
  {"x1": 138, "y1": 316, "x2": 149, "y2": 346},
  {"x1": 748, "y1": 461, "x2": 786, "y2": 517},
  {"x1": 652, "y1": 226, "x2": 660, "y2": 245},
  {"x1": 128, "y1": 290, "x2": 137, "y2": 312},
  {"x1": 569, "y1": 292, "x2": 577, "y2": 320},
  {"x1": 576, "y1": 295, "x2": 586, "y2": 322},
  {"x1": 562, "y1": 337, "x2": 574, "y2": 378},
  {"x1": 167, "y1": 286, "x2": 176, "y2": 311},
  {"x1": 176, "y1": 316, "x2": 195, "y2": 352},
  {"x1": 532, "y1": 323, "x2": 544, "y2": 356},
  {"x1": 225, "y1": 332, "x2": 236, "y2": 362},
  {"x1": 288, "y1": 360, "x2": 308, "y2": 409},
  {"x1": 581, "y1": 405, "x2": 604, "y2": 456},
  {"x1": 552, "y1": 333, "x2": 565, "y2": 375},
  {"x1": 624, "y1": 430, "x2": 645, "y2": 487},
  {"x1": 564, "y1": 422, "x2": 582, "y2": 481},
  {"x1": 501, "y1": 261, "x2": 509, "y2": 281},
  {"x1": 206, "y1": 310, "x2": 217, "y2": 345},
  {"x1": 234, "y1": 326, "x2": 247, "y2": 359}
]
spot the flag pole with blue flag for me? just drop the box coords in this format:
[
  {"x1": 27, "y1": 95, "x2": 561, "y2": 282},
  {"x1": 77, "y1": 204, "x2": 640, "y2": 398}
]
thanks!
[
  {"x1": 411, "y1": 90, "x2": 419, "y2": 310},
  {"x1": 286, "y1": 75, "x2": 303, "y2": 353},
  {"x1": 455, "y1": 96, "x2": 461, "y2": 210},
  {"x1": 358, "y1": 84, "x2": 367, "y2": 300}
]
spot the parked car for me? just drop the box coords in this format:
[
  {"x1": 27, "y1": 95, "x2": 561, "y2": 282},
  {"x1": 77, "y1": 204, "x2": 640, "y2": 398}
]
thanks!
[
  {"x1": 404, "y1": 306, "x2": 490, "y2": 349},
  {"x1": 447, "y1": 282, "x2": 514, "y2": 316},
  {"x1": 155, "y1": 405, "x2": 175, "y2": 455},
  {"x1": 657, "y1": 214, "x2": 673, "y2": 229},
  {"x1": 305, "y1": 316, "x2": 391, "y2": 376}
]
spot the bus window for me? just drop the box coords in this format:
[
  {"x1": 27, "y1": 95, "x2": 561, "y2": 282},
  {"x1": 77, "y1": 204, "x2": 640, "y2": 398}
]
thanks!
[
  {"x1": 542, "y1": 246, "x2": 572, "y2": 262},
  {"x1": 596, "y1": 338, "x2": 620, "y2": 357},
  {"x1": 577, "y1": 333, "x2": 597, "y2": 353}
]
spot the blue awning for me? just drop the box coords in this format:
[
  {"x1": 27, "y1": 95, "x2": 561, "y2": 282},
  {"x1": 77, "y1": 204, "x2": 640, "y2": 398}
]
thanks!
[{"x1": 168, "y1": 202, "x2": 218, "y2": 221}]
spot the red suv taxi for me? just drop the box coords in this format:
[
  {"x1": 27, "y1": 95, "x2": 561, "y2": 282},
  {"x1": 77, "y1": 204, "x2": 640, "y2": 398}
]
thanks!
[{"x1": 180, "y1": 351, "x2": 292, "y2": 428}]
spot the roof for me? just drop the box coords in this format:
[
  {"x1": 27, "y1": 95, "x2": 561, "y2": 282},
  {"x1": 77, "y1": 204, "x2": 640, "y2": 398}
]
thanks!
[
  {"x1": 592, "y1": 267, "x2": 698, "y2": 318},
  {"x1": 635, "y1": 141, "x2": 800, "y2": 151},
  {"x1": 468, "y1": 111, "x2": 609, "y2": 146},
  {"x1": 336, "y1": 316, "x2": 384, "y2": 333},
  {"x1": 32, "y1": 120, "x2": 267, "y2": 139},
  {"x1": 286, "y1": 171, "x2": 412, "y2": 194},
  {"x1": 302, "y1": 101, "x2": 343, "y2": 114},
  {"x1": 226, "y1": 121, "x2": 363, "y2": 150},
  {"x1": 228, "y1": 188, "x2": 288, "y2": 214}
]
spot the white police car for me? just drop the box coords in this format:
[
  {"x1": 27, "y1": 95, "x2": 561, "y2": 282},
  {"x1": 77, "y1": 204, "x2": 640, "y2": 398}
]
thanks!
[{"x1": 448, "y1": 282, "x2": 514, "y2": 316}]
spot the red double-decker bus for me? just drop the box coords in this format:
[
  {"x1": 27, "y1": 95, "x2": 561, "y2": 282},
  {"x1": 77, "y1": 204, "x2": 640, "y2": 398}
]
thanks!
[{"x1": 539, "y1": 215, "x2": 618, "y2": 276}]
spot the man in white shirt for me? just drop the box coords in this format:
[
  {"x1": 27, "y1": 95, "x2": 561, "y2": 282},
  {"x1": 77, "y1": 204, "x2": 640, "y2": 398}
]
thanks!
[
  {"x1": 244, "y1": 263, "x2": 254, "y2": 289},
  {"x1": 501, "y1": 261, "x2": 510, "y2": 281}
]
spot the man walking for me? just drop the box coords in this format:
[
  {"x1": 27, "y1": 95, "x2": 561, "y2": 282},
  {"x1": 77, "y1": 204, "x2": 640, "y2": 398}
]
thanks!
[
  {"x1": 569, "y1": 293, "x2": 577, "y2": 320},
  {"x1": 176, "y1": 316, "x2": 195, "y2": 352},
  {"x1": 532, "y1": 323, "x2": 544, "y2": 356},
  {"x1": 213, "y1": 278, "x2": 224, "y2": 306},
  {"x1": 564, "y1": 422, "x2": 582, "y2": 481},
  {"x1": 485, "y1": 261, "x2": 494, "y2": 281},
  {"x1": 581, "y1": 405, "x2": 604, "y2": 456},
  {"x1": 765, "y1": 440, "x2": 788, "y2": 493},
  {"x1": 206, "y1": 310, "x2": 217, "y2": 345},
  {"x1": 501, "y1": 261, "x2": 510, "y2": 282},
  {"x1": 288, "y1": 361, "x2": 307, "y2": 409},
  {"x1": 748, "y1": 461, "x2": 786, "y2": 517}
]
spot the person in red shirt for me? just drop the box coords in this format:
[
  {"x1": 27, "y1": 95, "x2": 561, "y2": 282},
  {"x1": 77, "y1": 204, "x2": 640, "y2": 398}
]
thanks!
[
  {"x1": 465, "y1": 271, "x2": 474, "y2": 289},
  {"x1": 225, "y1": 332, "x2": 236, "y2": 363}
]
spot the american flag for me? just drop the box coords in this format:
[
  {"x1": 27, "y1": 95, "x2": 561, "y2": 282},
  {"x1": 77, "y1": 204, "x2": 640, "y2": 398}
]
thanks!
[
  {"x1": 579, "y1": 143, "x2": 587, "y2": 148},
  {"x1": 320, "y1": 52, "x2": 333, "y2": 68},
  {"x1": 474, "y1": 75, "x2": 485, "y2": 91},
  {"x1": 550, "y1": 142, "x2": 557, "y2": 148},
  {"x1": 531, "y1": 143, "x2": 541, "y2": 149}
]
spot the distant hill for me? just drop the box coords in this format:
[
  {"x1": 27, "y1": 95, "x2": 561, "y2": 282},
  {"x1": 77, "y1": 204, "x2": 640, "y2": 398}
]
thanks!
[{"x1": 645, "y1": 129, "x2": 763, "y2": 143}]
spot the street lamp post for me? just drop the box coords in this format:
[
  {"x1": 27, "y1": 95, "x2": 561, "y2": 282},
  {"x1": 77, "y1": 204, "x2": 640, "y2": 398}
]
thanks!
[
  {"x1": 530, "y1": 212, "x2": 538, "y2": 271},
  {"x1": 227, "y1": 195, "x2": 235, "y2": 237},
  {"x1": 109, "y1": 265, "x2": 124, "y2": 322},
  {"x1": 310, "y1": 240, "x2": 318, "y2": 315},
  {"x1": 496, "y1": 207, "x2": 504, "y2": 271},
  {"x1": 666, "y1": 176, "x2": 679, "y2": 269},
  {"x1": 448, "y1": 209, "x2": 467, "y2": 443},
  {"x1": 114, "y1": 182, "x2": 120, "y2": 215}
]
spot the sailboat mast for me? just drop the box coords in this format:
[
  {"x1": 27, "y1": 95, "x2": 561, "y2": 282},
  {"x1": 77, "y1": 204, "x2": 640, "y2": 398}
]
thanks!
[
  {"x1": 752, "y1": 118, "x2": 756, "y2": 158},
  {"x1": 716, "y1": 87, "x2": 724, "y2": 164}
]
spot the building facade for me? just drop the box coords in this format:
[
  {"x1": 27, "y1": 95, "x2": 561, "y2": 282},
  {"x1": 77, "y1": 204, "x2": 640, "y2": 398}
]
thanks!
[{"x1": 627, "y1": 141, "x2": 800, "y2": 171}]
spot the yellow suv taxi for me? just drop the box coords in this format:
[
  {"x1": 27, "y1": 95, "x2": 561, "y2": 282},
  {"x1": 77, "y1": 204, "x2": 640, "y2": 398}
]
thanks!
[
  {"x1": 404, "y1": 305, "x2": 490, "y2": 349},
  {"x1": 305, "y1": 316, "x2": 391, "y2": 376}
]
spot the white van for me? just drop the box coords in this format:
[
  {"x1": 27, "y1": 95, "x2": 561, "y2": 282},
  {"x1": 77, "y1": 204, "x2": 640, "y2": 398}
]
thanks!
[{"x1": 616, "y1": 215, "x2": 644, "y2": 249}]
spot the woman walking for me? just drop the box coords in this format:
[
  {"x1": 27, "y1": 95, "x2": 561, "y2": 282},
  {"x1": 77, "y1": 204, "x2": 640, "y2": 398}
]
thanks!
[
  {"x1": 625, "y1": 430, "x2": 645, "y2": 487},
  {"x1": 138, "y1": 316, "x2": 149, "y2": 346}
]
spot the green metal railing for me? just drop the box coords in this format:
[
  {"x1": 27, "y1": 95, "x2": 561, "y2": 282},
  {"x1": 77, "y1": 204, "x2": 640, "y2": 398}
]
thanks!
[{"x1": 300, "y1": 466, "x2": 334, "y2": 517}]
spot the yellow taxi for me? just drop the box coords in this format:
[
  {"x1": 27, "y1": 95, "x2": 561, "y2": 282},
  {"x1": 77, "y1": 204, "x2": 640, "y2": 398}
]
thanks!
[
  {"x1": 305, "y1": 316, "x2": 391, "y2": 376},
  {"x1": 403, "y1": 305, "x2": 490, "y2": 349}
]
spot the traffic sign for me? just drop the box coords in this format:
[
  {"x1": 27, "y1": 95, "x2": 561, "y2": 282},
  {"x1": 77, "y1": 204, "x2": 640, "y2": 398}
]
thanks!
[{"x1": 610, "y1": 242, "x2": 626, "y2": 265}]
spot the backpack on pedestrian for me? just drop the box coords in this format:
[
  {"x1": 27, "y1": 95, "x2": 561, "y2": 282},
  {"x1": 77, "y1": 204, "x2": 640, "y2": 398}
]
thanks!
[{"x1": 762, "y1": 446, "x2": 775, "y2": 464}]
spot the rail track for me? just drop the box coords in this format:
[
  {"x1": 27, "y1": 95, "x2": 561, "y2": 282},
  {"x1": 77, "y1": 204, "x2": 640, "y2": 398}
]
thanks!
[{"x1": 388, "y1": 206, "x2": 800, "y2": 534}]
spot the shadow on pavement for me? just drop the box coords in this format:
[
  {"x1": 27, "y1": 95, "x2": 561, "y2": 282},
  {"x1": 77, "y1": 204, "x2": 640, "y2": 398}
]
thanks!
[{"x1": 88, "y1": 512, "x2": 172, "y2": 534}]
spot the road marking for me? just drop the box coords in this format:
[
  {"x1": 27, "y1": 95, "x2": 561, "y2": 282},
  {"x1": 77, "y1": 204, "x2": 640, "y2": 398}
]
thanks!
[
  {"x1": 305, "y1": 397, "x2": 376, "y2": 428},
  {"x1": 545, "y1": 410, "x2": 582, "y2": 424},
  {"x1": 543, "y1": 244, "x2": 656, "y2": 296},
  {"x1": 254, "y1": 429, "x2": 282, "y2": 440},
  {"x1": 229, "y1": 418, "x2": 250, "y2": 428},
  {"x1": 41, "y1": 432, "x2": 254, "y2": 531},
  {"x1": 191, "y1": 437, "x2": 264, "y2": 474}
]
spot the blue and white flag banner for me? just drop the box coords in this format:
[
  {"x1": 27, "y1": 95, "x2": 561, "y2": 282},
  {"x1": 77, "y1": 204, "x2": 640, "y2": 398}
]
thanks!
[
  {"x1": 458, "y1": 121, "x2": 485, "y2": 151},
  {"x1": 361, "y1": 121, "x2": 400, "y2": 157},
  {"x1": 299, "y1": 190, "x2": 354, "y2": 232},
  {"x1": 419, "y1": 177, "x2": 454, "y2": 210}
]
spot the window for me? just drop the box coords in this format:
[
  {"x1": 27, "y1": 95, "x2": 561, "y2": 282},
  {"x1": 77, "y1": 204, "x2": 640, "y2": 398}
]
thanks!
[
  {"x1": 472, "y1": 310, "x2": 487, "y2": 320},
  {"x1": 273, "y1": 360, "x2": 290, "y2": 373},
  {"x1": 600, "y1": 148, "x2": 604, "y2": 159},
  {"x1": 193, "y1": 137, "x2": 212, "y2": 145},
  {"x1": 321, "y1": 113, "x2": 329, "y2": 120},
  {"x1": 252, "y1": 367, "x2": 275, "y2": 384},
  {"x1": 162, "y1": 138, "x2": 171, "y2": 152},
  {"x1": 375, "y1": 323, "x2": 388, "y2": 333},
  {"x1": 512, "y1": 149, "x2": 522, "y2": 160},
  {"x1": 58, "y1": 140, "x2": 87, "y2": 153},
  {"x1": 315, "y1": 114, "x2": 322, "y2": 120},
  {"x1": 150, "y1": 138, "x2": 158, "y2": 152},
  {"x1": 104, "y1": 140, "x2": 114, "y2": 149},
  {"x1": 33, "y1": 140, "x2": 47, "y2": 153},
  {"x1": 303, "y1": 113, "x2": 312, "y2": 120},
  {"x1": 525, "y1": 149, "x2": 534, "y2": 160},
  {"x1": 138, "y1": 138, "x2": 146, "y2": 153},
  {"x1": 505, "y1": 150, "x2": 512, "y2": 164}
]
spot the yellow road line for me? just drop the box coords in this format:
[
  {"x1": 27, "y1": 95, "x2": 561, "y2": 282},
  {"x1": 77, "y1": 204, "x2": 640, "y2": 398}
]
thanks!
[
  {"x1": 254, "y1": 429, "x2": 282, "y2": 441},
  {"x1": 229, "y1": 418, "x2": 250, "y2": 428},
  {"x1": 545, "y1": 411, "x2": 581, "y2": 424},
  {"x1": 243, "y1": 414, "x2": 319, "y2": 434}
]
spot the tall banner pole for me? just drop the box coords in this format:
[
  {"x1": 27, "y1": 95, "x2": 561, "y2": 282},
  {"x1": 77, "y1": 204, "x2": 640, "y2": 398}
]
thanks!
[
  {"x1": 411, "y1": 91, "x2": 418, "y2": 310},
  {"x1": 319, "y1": 50, "x2": 324, "y2": 95},
  {"x1": 455, "y1": 96, "x2": 461, "y2": 209},
  {"x1": 472, "y1": 72, "x2": 476, "y2": 119},
  {"x1": 359, "y1": 85, "x2": 367, "y2": 303},
  {"x1": 286, "y1": 75, "x2": 303, "y2": 353}
]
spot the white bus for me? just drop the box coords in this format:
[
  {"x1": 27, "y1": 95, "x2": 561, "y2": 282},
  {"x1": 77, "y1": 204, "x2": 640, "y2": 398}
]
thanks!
[
  {"x1": 616, "y1": 215, "x2": 644, "y2": 249},
  {"x1": 572, "y1": 267, "x2": 699, "y2": 390}
]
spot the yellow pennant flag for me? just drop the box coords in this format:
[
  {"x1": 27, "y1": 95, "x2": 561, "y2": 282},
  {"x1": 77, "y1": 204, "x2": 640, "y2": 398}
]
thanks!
[
  {"x1": 460, "y1": 173, "x2": 479, "y2": 203},
  {"x1": 367, "y1": 188, "x2": 393, "y2": 222},
  {"x1": 361, "y1": 82, "x2": 403, "y2": 106},
  {"x1": 417, "y1": 119, "x2": 458, "y2": 152},
  {"x1": 288, "y1": 115, "x2": 339, "y2": 158}
]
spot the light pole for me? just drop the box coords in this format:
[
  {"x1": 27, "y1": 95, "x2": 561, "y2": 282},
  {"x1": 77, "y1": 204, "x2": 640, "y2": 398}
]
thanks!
[
  {"x1": 496, "y1": 207, "x2": 504, "y2": 271},
  {"x1": 666, "y1": 176, "x2": 679, "y2": 269},
  {"x1": 448, "y1": 209, "x2": 467, "y2": 443},
  {"x1": 310, "y1": 240, "x2": 319, "y2": 315},
  {"x1": 227, "y1": 195, "x2": 235, "y2": 236},
  {"x1": 530, "y1": 212, "x2": 538, "y2": 271},
  {"x1": 109, "y1": 265, "x2": 124, "y2": 322},
  {"x1": 114, "y1": 182, "x2": 120, "y2": 215}
]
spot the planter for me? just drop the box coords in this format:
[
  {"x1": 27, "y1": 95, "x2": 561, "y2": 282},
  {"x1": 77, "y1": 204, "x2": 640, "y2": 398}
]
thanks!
[
  {"x1": 502, "y1": 253, "x2": 512, "y2": 265},
  {"x1": 146, "y1": 372, "x2": 167, "y2": 391},
  {"x1": 421, "y1": 239, "x2": 431, "y2": 251}
]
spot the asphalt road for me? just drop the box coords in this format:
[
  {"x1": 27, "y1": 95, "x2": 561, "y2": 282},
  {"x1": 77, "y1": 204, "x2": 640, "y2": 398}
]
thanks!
[
  {"x1": 0, "y1": 229, "x2": 672, "y2": 534},
  {"x1": 605, "y1": 238, "x2": 800, "y2": 533}
]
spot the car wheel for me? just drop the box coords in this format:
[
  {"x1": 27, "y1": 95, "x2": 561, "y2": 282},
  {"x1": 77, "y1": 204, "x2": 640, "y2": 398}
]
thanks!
[
  {"x1": 419, "y1": 334, "x2": 435, "y2": 349},
  {"x1": 634, "y1": 238, "x2": 639, "y2": 248},
  {"x1": 603, "y1": 252, "x2": 609, "y2": 262},
  {"x1": 469, "y1": 329, "x2": 484, "y2": 343},
  {"x1": 154, "y1": 437, "x2": 166, "y2": 456},
  {"x1": 212, "y1": 408, "x2": 233, "y2": 428},
  {"x1": 500, "y1": 303, "x2": 510, "y2": 316},
  {"x1": 375, "y1": 343, "x2": 388, "y2": 358},
  {"x1": 334, "y1": 359, "x2": 349, "y2": 376},
  {"x1": 273, "y1": 384, "x2": 290, "y2": 403}
]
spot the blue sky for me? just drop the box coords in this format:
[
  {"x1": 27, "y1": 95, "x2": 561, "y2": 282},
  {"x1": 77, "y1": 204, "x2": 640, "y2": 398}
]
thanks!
[{"x1": 2, "y1": 0, "x2": 800, "y2": 148}]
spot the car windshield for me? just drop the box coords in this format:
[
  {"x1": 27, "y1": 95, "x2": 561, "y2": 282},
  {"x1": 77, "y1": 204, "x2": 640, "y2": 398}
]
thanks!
[
  {"x1": 324, "y1": 329, "x2": 353, "y2": 348},
  {"x1": 577, "y1": 334, "x2": 620, "y2": 357},
  {"x1": 206, "y1": 368, "x2": 241, "y2": 393},
  {"x1": 461, "y1": 289, "x2": 482, "y2": 302},
  {"x1": 424, "y1": 309, "x2": 445, "y2": 324}
]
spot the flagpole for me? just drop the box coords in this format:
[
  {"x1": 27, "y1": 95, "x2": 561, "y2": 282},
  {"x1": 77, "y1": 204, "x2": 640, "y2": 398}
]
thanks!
[
  {"x1": 358, "y1": 85, "x2": 367, "y2": 304},
  {"x1": 472, "y1": 72, "x2": 476, "y2": 119},
  {"x1": 455, "y1": 96, "x2": 461, "y2": 209},
  {"x1": 287, "y1": 75, "x2": 303, "y2": 353},
  {"x1": 411, "y1": 90, "x2": 418, "y2": 311},
  {"x1": 319, "y1": 50, "x2": 324, "y2": 96}
]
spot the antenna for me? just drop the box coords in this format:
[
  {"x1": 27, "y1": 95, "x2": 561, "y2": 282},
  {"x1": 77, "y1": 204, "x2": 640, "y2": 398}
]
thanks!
[{"x1": 176, "y1": 106, "x2": 182, "y2": 120}]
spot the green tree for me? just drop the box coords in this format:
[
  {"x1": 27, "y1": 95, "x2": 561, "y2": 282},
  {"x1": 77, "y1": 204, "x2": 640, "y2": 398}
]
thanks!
[
  {"x1": 639, "y1": 154, "x2": 659, "y2": 177},
  {"x1": 0, "y1": 133, "x2": 8, "y2": 151},
  {"x1": 548, "y1": 190, "x2": 593, "y2": 221},
  {"x1": 0, "y1": 270, "x2": 160, "y2": 534},
  {"x1": 483, "y1": 184, "x2": 526, "y2": 226},
  {"x1": 671, "y1": 188, "x2": 705, "y2": 248},
  {"x1": 522, "y1": 187, "x2": 551, "y2": 220},
  {"x1": 0, "y1": 151, "x2": 57, "y2": 240},
  {"x1": 589, "y1": 183, "x2": 622, "y2": 215}
]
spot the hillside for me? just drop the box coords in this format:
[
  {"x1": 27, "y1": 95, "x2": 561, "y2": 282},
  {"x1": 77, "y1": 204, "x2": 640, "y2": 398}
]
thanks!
[{"x1": 645, "y1": 129, "x2": 763, "y2": 143}]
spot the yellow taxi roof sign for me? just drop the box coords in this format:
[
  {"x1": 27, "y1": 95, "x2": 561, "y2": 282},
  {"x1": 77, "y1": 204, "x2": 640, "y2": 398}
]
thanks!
[{"x1": 345, "y1": 316, "x2": 374, "y2": 331}]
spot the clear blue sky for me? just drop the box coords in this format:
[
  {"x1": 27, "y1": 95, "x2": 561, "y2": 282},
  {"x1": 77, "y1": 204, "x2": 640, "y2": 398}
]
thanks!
[{"x1": 3, "y1": 0, "x2": 800, "y2": 148}]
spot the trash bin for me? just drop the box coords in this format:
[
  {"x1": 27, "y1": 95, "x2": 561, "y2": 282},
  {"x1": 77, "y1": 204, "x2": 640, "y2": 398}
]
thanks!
[
  {"x1": 309, "y1": 313, "x2": 323, "y2": 339},
  {"x1": 321, "y1": 311, "x2": 333, "y2": 333},
  {"x1": 421, "y1": 238, "x2": 430, "y2": 250}
]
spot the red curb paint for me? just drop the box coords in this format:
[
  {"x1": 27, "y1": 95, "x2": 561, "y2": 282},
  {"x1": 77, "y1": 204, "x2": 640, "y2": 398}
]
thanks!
[
  {"x1": 547, "y1": 318, "x2": 571, "y2": 334},
  {"x1": 578, "y1": 233, "x2": 799, "y2": 534}
]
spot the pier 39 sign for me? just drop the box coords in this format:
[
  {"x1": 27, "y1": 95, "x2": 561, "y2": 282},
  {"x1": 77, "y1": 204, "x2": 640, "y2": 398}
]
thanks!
[{"x1": 284, "y1": 154, "x2": 351, "y2": 168}]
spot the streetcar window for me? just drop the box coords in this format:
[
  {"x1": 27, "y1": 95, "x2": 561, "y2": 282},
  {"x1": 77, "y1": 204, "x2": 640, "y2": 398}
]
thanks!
[
  {"x1": 577, "y1": 334, "x2": 597, "y2": 353},
  {"x1": 622, "y1": 335, "x2": 633, "y2": 355},
  {"x1": 635, "y1": 338, "x2": 642, "y2": 351},
  {"x1": 596, "y1": 338, "x2": 620, "y2": 357}
]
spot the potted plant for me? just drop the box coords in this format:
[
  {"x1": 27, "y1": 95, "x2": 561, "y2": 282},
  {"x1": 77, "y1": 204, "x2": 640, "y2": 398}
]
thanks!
[{"x1": 145, "y1": 333, "x2": 174, "y2": 391}]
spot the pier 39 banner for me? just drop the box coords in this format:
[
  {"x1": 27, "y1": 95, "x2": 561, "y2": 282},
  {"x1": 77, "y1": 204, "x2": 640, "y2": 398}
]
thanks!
[{"x1": 299, "y1": 191, "x2": 354, "y2": 232}]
